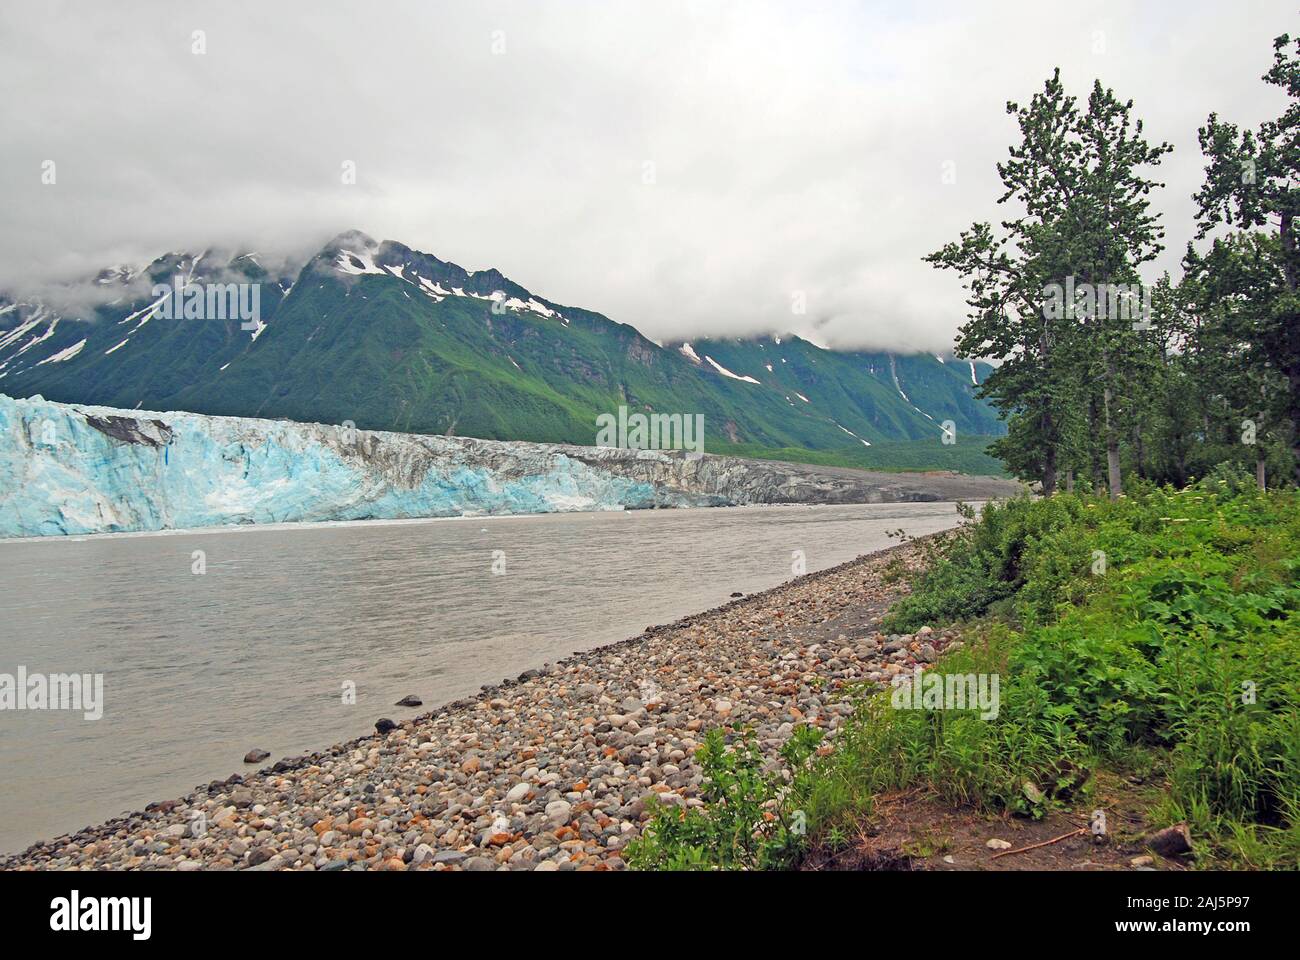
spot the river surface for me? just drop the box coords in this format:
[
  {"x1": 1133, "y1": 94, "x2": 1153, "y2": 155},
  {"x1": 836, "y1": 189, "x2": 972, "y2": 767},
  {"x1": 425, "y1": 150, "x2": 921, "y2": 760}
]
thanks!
[{"x1": 0, "y1": 501, "x2": 969, "y2": 853}]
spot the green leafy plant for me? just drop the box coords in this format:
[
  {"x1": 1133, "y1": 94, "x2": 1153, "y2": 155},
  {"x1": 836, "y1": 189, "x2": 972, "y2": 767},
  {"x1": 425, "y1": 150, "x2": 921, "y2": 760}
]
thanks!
[{"x1": 625, "y1": 725, "x2": 823, "y2": 871}]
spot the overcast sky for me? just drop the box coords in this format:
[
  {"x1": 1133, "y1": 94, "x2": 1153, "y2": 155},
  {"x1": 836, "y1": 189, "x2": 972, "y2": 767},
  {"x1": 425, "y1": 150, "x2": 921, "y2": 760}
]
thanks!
[{"x1": 0, "y1": 0, "x2": 1292, "y2": 352}]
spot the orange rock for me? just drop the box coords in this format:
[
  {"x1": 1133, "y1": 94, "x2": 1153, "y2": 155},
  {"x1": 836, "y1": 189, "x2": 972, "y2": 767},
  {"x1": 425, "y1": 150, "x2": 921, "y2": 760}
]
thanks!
[
  {"x1": 572, "y1": 780, "x2": 589, "y2": 792},
  {"x1": 461, "y1": 756, "x2": 481, "y2": 774},
  {"x1": 489, "y1": 832, "x2": 512, "y2": 846}
]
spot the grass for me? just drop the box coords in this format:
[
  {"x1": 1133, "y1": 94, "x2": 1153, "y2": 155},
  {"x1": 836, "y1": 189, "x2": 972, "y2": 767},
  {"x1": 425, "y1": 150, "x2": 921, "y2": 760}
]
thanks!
[
  {"x1": 722, "y1": 436, "x2": 1010, "y2": 476},
  {"x1": 628, "y1": 464, "x2": 1300, "y2": 870}
]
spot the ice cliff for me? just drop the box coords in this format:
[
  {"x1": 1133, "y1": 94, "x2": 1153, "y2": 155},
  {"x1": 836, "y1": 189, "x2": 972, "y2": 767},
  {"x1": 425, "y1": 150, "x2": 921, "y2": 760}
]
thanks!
[{"x1": 0, "y1": 394, "x2": 1021, "y2": 538}]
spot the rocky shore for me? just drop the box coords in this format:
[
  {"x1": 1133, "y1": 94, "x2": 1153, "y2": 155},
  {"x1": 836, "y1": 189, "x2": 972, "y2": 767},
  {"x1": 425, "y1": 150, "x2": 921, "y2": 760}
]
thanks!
[{"x1": 3, "y1": 539, "x2": 959, "y2": 871}]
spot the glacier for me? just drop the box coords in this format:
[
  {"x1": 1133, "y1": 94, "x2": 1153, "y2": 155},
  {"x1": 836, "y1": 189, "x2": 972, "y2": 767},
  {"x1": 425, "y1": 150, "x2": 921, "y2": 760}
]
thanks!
[{"x1": 0, "y1": 393, "x2": 1021, "y2": 538}]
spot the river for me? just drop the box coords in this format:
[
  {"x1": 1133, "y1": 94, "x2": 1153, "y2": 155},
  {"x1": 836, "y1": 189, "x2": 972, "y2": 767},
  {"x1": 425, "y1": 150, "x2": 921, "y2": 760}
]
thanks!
[{"x1": 0, "y1": 501, "x2": 969, "y2": 852}]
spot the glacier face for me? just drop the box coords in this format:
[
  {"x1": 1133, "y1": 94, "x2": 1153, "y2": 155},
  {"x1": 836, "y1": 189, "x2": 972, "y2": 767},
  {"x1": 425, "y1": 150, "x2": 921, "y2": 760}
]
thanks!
[{"x1": 0, "y1": 394, "x2": 1021, "y2": 538}]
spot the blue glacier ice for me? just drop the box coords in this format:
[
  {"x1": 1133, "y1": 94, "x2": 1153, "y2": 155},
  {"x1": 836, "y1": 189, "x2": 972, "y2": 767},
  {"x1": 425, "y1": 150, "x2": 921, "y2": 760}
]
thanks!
[
  {"x1": 0, "y1": 393, "x2": 697, "y2": 538},
  {"x1": 0, "y1": 394, "x2": 1017, "y2": 538}
]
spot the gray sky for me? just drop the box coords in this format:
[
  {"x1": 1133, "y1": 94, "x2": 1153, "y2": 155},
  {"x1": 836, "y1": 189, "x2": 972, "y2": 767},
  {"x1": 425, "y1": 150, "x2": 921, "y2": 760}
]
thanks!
[{"x1": 0, "y1": 0, "x2": 1291, "y2": 352}]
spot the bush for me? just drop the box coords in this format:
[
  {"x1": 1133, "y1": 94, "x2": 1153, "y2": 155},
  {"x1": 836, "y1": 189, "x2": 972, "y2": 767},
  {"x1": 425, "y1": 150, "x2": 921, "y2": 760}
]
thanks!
[
  {"x1": 880, "y1": 486, "x2": 1300, "y2": 865},
  {"x1": 650, "y1": 485, "x2": 1300, "y2": 868},
  {"x1": 625, "y1": 725, "x2": 823, "y2": 870}
]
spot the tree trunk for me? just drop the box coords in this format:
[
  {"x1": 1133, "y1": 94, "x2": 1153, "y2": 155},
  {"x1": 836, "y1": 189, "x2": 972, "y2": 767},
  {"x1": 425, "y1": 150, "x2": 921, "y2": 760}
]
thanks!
[
  {"x1": 1290, "y1": 368, "x2": 1300, "y2": 487},
  {"x1": 1256, "y1": 403, "x2": 1268, "y2": 492},
  {"x1": 1277, "y1": 212, "x2": 1299, "y2": 486},
  {"x1": 1106, "y1": 436, "x2": 1122, "y2": 499},
  {"x1": 1088, "y1": 394, "x2": 1105, "y2": 488},
  {"x1": 1102, "y1": 350, "x2": 1122, "y2": 501},
  {"x1": 1064, "y1": 470, "x2": 1075, "y2": 494}
]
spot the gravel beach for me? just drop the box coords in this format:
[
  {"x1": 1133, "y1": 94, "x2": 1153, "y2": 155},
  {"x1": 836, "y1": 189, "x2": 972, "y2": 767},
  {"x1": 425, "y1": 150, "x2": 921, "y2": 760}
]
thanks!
[{"x1": 3, "y1": 538, "x2": 957, "y2": 871}]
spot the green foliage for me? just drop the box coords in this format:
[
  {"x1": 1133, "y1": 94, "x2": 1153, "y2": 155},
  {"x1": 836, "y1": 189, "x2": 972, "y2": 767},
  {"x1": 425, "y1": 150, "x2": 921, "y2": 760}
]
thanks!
[
  {"x1": 927, "y1": 68, "x2": 1173, "y2": 497},
  {"x1": 882, "y1": 494, "x2": 1092, "y2": 632},
  {"x1": 869, "y1": 486, "x2": 1300, "y2": 867},
  {"x1": 625, "y1": 725, "x2": 823, "y2": 871},
  {"x1": 1194, "y1": 32, "x2": 1300, "y2": 485},
  {"x1": 726, "y1": 436, "x2": 1009, "y2": 476},
  {"x1": 663, "y1": 486, "x2": 1299, "y2": 870}
]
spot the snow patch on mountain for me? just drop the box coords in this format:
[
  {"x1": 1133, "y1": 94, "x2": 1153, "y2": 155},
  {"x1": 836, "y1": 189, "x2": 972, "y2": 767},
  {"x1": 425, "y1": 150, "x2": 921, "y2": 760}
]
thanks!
[
  {"x1": 335, "y1": 250, "x2": 385, "y2": 276},
  {"x1": 704, "y1": 355, "x2": 760, "y2": 384},
  {"x1": 36, "y1": 339, "x2": 86, "y2": 365}
]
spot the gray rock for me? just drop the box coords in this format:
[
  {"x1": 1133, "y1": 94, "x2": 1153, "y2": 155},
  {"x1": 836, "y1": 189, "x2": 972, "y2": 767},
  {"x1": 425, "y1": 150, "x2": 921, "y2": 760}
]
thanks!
[
  {"x1": 505, "y1": 783, "x2": 531, "y2": 803},
  {"x1": 246, "y1": 847, "x2": 276, "y2": 867},
  {"x1": 545, "y1": 800, "x2": 572, "y2": 824}
]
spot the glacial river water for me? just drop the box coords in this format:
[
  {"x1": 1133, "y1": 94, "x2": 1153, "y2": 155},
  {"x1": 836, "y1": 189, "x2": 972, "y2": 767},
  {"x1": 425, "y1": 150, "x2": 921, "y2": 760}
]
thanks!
[{"x1": 0, "y1": 501, "x2": 970, "y2": 853}]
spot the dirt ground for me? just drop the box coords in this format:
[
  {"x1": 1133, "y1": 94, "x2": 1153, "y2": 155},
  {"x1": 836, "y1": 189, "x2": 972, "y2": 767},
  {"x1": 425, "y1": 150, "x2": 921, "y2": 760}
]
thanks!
[{"x1": 800, "y1": 779, "x2": 1186, "y2": 871}]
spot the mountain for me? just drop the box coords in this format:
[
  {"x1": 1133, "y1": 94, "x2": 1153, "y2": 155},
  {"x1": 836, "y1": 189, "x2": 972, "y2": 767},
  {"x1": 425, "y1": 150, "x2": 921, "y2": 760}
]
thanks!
[
  {"x1": 0, "y1": 231, "x2": 1002, "y2": 456},
  {"x1": 670, "y1": 336, "x2": 1001, "y2": 441}
]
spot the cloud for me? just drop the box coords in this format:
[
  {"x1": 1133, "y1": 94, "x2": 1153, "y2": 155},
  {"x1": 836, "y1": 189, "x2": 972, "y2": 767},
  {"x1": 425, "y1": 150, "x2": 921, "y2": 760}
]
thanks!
[{"x1": 0, "y1": 0, "x2": 1291, "y2": 352}]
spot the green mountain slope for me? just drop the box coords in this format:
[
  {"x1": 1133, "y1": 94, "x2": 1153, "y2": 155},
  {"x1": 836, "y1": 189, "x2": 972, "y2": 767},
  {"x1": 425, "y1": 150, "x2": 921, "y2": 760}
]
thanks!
[
  {"x1": 0, "y1": 232, "x2": 1004, "y2": 458},
  {"x1": 676, "y1": 336, "x2": 1000, "y2": 443}
]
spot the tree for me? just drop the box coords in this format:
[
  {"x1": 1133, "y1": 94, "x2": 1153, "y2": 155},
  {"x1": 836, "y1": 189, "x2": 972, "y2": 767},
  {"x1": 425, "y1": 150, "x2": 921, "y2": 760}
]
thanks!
[
  {"x1": 1194, "y1": 33, "x2": 1300, "y2": 484},
  {"x1": 1181, "y1": 233, "x2": 1291, "y2": 487},
  {"x1": 928, "y1": 70, "x2": 1170, "y2": 497}
]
